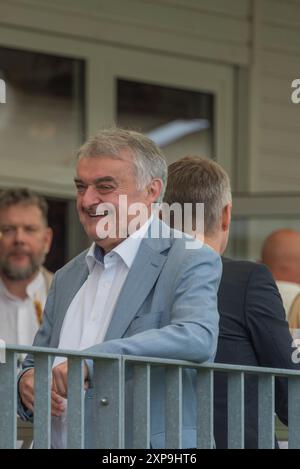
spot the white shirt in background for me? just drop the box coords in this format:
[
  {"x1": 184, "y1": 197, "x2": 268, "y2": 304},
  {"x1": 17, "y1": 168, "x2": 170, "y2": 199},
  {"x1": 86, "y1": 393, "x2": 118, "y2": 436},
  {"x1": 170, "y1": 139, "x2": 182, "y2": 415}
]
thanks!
[
  {"x1": 0, "y1": 271, "x2": 47, "y2": 346},
  {"x1": 276, "y1": 280, "x2": 300, "y2": 318}
]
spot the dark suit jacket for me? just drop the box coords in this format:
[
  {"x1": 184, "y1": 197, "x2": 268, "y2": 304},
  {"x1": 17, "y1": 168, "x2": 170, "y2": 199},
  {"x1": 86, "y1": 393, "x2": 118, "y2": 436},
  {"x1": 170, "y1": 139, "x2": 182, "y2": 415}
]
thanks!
[{"x1": 214, "y1": 257, "x2": 299, "y2": 448}]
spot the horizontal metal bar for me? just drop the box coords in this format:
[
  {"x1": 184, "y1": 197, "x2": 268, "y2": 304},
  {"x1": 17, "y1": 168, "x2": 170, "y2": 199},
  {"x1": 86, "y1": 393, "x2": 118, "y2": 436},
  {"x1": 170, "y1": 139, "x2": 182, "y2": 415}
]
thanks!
[
  {"x1": 6, "y1": 345, "x2": 300, "y2": 379},
  {"x1": 5, "y1": 344, "x2": 121, "y2": 361},
  {"x1": 124, "y1": 357, "x2": 300, "y2": 377}
]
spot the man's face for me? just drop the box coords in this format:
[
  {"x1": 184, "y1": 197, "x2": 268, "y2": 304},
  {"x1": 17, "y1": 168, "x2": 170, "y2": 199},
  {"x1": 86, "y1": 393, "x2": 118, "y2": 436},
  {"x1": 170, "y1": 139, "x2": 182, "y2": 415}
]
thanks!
[
  {"x1": 75, "y1": 152, "x2": 161, "y2": 252},
  {"x1": 0, "y1": 204, "x2": 52, "y2": 281}
]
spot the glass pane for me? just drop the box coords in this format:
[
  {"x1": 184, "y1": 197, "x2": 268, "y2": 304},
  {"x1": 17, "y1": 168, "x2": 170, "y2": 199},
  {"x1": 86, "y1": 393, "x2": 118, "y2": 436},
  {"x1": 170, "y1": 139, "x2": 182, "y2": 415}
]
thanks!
[
  {"x1": 117, "y1": 79, "x2": 214, "y2": 164},
  {"x1": 0, "y1": 46, "x2": 85, "y2": 171}
]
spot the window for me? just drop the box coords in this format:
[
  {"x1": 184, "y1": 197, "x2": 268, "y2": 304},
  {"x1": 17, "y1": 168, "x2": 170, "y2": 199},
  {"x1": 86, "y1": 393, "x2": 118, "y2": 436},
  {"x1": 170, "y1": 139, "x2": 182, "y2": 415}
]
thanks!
[{"x1": 117, "y1": 79, "x2": 214, "y2": 164}]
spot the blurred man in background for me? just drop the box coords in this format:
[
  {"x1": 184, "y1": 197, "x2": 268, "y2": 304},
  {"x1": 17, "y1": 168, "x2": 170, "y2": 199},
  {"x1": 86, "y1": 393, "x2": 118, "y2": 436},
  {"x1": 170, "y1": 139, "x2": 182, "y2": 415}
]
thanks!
[
  {"x1": 164, "y1": 155, "x2": 298, "y2": 448},
  {"x1": 0, "y1": 188, "x2": 53, "y2": 346},
  {"x1": 262, "y1": 229, "x2": 300, "y2": 325}
]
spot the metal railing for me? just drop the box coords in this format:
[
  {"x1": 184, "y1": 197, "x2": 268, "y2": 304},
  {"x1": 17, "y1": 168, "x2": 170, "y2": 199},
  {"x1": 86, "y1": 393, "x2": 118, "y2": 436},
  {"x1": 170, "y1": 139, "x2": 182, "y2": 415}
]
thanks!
[{"x1": 0, "y1": 345, "x2": 300, "y2": 449}]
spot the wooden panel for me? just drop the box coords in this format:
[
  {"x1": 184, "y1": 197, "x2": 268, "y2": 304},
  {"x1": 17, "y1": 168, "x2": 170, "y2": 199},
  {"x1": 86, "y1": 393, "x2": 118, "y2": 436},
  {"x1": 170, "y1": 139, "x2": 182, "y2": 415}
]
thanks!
[
  {"x1": 142, "y1": 0, "x2": 251, "y2": 19},
  {"x1": 261, "y1": 102, "x2": 300, "y2": 131},
  {"x1": 0, "y1": 0, "x2": 250, "y2": 65},
  {"x1": 260, "y1": 128, "x2": 300, "y2": 155},
  {"x1": 18, "y1": 0, "x2": 252, "y2": 19},
  {"x1": 261, "y1": 76, "x2": 296, "y2": 104},
  {"x1": 262, "y1": 24, "x2": 300, "y2": 55},
  {"x1": 257, "y1": 152, "x2": 300, "y2": 191},
  {"x1": 37, "y1": 0, "x2": 251, "y2": 43},
  {"x1": 261, "y1": 51, "x2": 300, "y2": 77},
  {"x1": 262, "y1": 0, "x2": 300, "y2": 28}
]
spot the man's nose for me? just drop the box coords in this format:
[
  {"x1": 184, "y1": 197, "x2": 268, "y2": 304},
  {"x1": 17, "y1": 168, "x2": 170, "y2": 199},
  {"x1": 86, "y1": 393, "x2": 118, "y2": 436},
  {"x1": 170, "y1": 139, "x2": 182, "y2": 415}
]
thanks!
[
  {"x1": 81, "y1": 185, "x2": 102, "y2": 208},
  {"x1": 14, "y1": 227, "x2": 26, "y2": 244}
]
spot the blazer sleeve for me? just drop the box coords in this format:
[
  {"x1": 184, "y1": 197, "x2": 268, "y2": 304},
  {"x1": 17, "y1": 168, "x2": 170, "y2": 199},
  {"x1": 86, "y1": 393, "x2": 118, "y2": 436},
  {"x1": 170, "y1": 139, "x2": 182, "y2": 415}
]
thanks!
[
  {"x1": 244, "y1": 263, "x2": 299, "y2": 425},
  {"x1": 84, "y1": 246, "x2": 222, "y2": 384}
]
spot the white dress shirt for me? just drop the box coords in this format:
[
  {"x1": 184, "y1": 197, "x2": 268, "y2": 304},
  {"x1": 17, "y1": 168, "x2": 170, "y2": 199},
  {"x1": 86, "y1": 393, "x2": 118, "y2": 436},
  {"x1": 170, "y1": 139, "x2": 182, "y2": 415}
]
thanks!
[
  {"x1": 52, "y1": 216, "x2": 152, "y2": 448},
  {"x1": 0, "y1": 271, "x2": 47, "y2": 346},
  {"x1": 276, "y1": 280, "x2": 300, "y2": 318}
]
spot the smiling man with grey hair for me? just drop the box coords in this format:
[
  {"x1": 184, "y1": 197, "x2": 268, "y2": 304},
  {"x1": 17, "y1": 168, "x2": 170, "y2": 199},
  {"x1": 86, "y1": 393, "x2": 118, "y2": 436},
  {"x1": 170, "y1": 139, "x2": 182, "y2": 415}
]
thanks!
[
  {"x1": 19, "y1": 128, "x2": 221, "y2": 449},
  {"x1": 77, "y1": 128, "x2": 168, "y2": 201}
]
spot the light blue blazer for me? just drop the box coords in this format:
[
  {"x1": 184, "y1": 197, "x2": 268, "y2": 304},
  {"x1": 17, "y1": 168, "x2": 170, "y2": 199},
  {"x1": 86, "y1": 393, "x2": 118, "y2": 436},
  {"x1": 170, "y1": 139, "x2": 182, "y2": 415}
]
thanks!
[{"x1": 19, "y1": 220, "x2": 222, "y2": 448}]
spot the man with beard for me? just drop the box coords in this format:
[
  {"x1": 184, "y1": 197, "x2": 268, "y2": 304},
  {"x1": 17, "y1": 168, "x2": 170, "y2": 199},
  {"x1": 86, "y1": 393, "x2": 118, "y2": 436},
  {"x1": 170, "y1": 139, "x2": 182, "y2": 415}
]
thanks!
[{"x1": 0, "y1": 188, "x2": 53, "y2": 346}]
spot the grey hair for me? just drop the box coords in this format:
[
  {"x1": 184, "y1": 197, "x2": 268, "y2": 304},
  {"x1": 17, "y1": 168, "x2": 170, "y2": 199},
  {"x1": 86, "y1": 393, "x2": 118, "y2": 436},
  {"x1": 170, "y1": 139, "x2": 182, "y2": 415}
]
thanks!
[
  {"x1": 77, "y1": 128, "x2": 168, "y2": 202},
  {"x1": 164, "y1": 156, "x2": 232, "y2": 236}
]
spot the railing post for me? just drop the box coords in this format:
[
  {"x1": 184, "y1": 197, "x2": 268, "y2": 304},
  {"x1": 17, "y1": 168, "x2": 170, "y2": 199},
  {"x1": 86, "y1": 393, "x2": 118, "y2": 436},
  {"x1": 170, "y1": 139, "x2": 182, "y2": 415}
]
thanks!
[
  {"x1": 228, "y1": 372, "x2": 244, "y2": 449},
  {"x1": 197, "y1": 369, "x2": 214, "y2": 449},
  {"x1": 258, "y1": 375, "x2": 274, "y2": 449},
  {"x1": 132, "y1": 364, "x2": 151, "y2": 448},
  {"x1": 165, "y1": 366, "x2": 183, "y2": 449},
  {"x1": 93, "y1": 357, "x2": 124, "y2": 448},
  {"x1": 34, "y1": 354, "x2": 52, "y2": 449},
  {"x1": 0, "y1": 351, "x2": 17, "y2": 448},
  {"x1": 67, "y1": 357, "x2": 85, "y2": 448},
  {"x1": 288, "y1": 376, "x2": 300, "y2": 449}
]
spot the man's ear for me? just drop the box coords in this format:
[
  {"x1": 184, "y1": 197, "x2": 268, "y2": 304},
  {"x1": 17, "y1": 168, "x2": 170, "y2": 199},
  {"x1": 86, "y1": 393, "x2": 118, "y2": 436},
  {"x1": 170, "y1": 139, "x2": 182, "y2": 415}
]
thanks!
[
  {"x1": 221, "y1": 203, "x2": 232, "y2": 232},
  {"x1": 44, "y1": 227, "x2": 53, "y2": 255},
  {"x1": 146, "y1": 178, "x2": 163, "y2": 204}
]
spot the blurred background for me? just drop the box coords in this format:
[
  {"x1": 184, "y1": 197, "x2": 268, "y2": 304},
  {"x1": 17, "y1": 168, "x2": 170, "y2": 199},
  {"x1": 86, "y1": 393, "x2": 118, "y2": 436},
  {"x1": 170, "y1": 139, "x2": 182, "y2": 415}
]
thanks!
[{"x1": 0, "y1": 0, "x2": 299, "y2": 271}]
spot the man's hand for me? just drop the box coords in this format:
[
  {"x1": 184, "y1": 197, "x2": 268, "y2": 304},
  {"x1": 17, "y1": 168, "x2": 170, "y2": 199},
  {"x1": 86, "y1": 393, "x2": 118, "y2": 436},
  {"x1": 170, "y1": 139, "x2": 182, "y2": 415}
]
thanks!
[
  {"x1": 19, "y1": 369, "x2": 35, "y2": 413},
  {"x1": 52, "y1": 360, "x2": 89, "y2": 399},
  {"x1": 19, "y1": 368, "x2": 66, "y2": 417},
  {"x1": 52, "y1": 361, "x2": 68, "y2": 398}
]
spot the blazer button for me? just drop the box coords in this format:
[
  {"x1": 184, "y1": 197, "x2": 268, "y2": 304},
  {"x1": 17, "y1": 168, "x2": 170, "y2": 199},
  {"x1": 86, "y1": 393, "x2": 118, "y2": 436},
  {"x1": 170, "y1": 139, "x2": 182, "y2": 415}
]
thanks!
[{"x1": 100, "y1": 397, "x2": 109, "y2": 406}]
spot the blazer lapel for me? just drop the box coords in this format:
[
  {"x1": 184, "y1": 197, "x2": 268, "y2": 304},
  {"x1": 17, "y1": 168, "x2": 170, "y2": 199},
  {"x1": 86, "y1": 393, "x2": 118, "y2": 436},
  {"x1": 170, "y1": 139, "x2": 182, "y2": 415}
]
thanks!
[{"x1": 105, "y1": 235, "x2": 170, "y2": 341}]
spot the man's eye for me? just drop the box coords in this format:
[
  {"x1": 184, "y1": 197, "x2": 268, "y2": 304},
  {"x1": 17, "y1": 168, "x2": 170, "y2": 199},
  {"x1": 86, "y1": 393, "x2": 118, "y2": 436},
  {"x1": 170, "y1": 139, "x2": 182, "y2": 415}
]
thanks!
[
  {"x1": 25, "y1": 226, "x2": 38, "y2": 233},
  {"x1": 96, "y1": 185, "x2": 114, "y2": 193},
  {"x1": 1, "y1": 227, "x2": 15, "y2": 235},
  {"x1": 75, "y1": 184, "x2": 86, "y2": 193}
]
